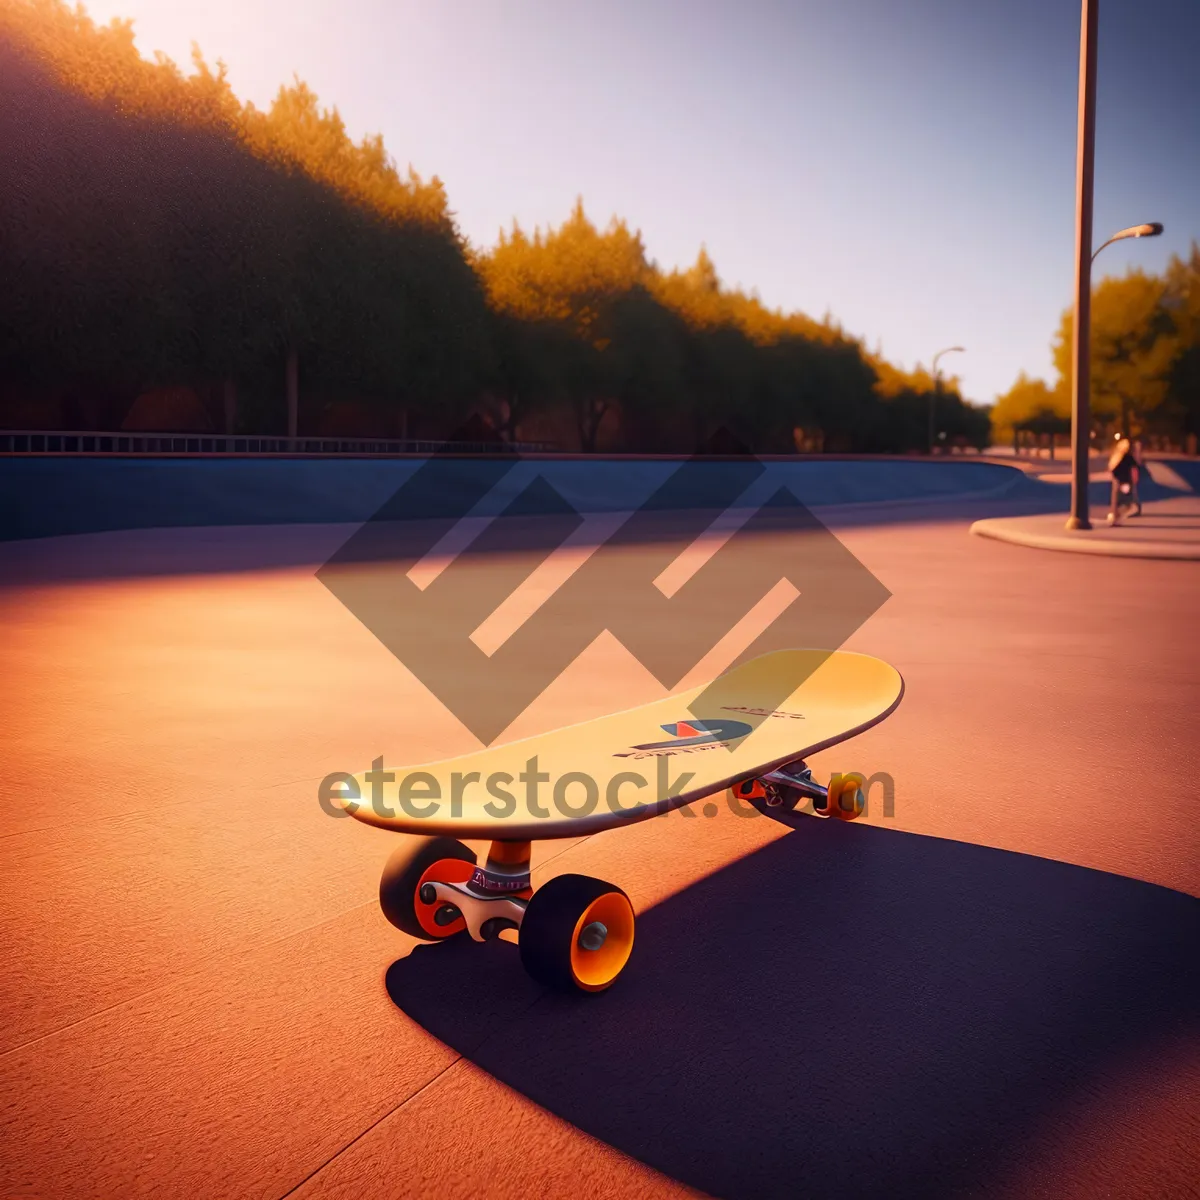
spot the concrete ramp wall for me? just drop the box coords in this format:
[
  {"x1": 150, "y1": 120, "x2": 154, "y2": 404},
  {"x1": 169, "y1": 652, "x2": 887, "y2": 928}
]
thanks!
[{"x1": 0, "y1": 457, "x2": 1021, "y2": 542}]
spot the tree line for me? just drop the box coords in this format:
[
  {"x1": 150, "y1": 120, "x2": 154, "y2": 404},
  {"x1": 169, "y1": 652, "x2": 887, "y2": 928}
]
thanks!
[
  {"x1": 0, "y1": 0, "x2": 991, "y2": 453},
  {"x1": 992, "y1": 251, "x2": 1200, "y2": 450}
]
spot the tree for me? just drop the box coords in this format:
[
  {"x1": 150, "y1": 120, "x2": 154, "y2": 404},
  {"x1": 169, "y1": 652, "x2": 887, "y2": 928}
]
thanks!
[
  {"x1": 1051, "y1": 270, "x2": 1174, "y2": 439},
  {"x1": 990, "y1": 373, "x2": 1066, "y2": 444},
  {"x1": 1, "y1": 0, "x2": 1006, "y2": 453},
  {"x1": 0, "y1": 0, "x2": 492, "y2": 435},
  {"x1": 476, "y1": 201, "x2": 666, "y2": 450},
  {"x1": 1159, "y1": 245, "x2": 1200, "y2": 442}
]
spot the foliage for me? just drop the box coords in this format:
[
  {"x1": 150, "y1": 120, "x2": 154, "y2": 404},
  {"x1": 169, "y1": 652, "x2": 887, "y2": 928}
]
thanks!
[
  {"x1": 998, "y1": 253, "x2": 1200, "y2": 446},
  {"x1": 1159, "y1": 247, "x2": 1200, "y2": 438},
  {"x1": 1, "y1": 0, "x2": 1004, "y2": 452},
  {"x1": 1050, "y1": 270, "x2": 1175, "y2": 437},
  {"x1": 990, "y1": 373, "x2": 1068, "y2": 442},
  {"x1": 0, "y1": 0, "x2": 491, "y2": 432}
]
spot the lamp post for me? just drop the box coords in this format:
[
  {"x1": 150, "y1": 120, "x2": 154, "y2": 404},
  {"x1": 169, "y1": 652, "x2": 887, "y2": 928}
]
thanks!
[
  {"x1": 929, "y1": 346, "x2": 965, "y2": 454},
  {"x1": 1066, "y1": 0, "x2": 1099, "y2": 530}
]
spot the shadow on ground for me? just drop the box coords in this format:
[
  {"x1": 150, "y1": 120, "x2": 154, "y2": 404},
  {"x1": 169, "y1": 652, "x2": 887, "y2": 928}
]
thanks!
[{"x1": 385, "y1": 819, "x2": 1200, "y2": 1200}]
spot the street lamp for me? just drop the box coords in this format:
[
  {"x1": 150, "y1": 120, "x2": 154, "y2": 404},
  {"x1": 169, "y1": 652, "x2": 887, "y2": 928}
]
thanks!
[
  {"x1": 1067, "y1": 219, "x2": 1164, "y2": 528},
  {"x1": 1092, "y1": 222, "x2": 1163, "y2": 262},
  {"x1": 929, "y1": 346, "x2": 965, "y2": 454}
]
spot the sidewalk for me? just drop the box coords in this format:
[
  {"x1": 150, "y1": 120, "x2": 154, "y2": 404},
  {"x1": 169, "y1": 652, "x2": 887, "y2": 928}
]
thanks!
[{"x1": 971, "y1": 494, "x2": 1200, "y2": 560}]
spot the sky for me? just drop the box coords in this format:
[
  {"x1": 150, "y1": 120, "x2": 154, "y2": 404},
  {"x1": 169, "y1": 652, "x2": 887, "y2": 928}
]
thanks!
[{"x1": 78, "y1": 0, "x2": 1200, "y2": 405}]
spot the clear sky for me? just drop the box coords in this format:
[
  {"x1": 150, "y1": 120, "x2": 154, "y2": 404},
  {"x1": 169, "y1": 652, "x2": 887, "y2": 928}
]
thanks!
[{"x1": 79, "y1": 0, "x2": 1199, "y2": 405}]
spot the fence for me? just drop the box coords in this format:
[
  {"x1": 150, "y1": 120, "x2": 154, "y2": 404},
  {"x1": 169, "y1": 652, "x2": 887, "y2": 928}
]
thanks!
[{"x1": 0, "y1": 430, "x2": 554, "y2": 456}]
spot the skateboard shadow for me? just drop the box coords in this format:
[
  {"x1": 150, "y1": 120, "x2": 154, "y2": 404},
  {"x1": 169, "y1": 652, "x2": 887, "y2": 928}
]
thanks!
[{"x1": 385, "y1": 820, "x2": 1200, "y2": 1200}]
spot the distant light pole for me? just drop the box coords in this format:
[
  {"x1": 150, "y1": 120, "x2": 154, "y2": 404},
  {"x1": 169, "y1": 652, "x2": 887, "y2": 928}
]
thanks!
[{"x1": 929, "y1": 346, "x2": 964, "y2": 454}]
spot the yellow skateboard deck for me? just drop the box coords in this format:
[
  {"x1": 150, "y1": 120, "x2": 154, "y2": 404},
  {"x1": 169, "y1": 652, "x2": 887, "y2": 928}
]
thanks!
[
  {"x1": 336, "y1": 648, "x2": 902, "y2": 992},
  {"x1": 337, "y1": 648, "x2": 902, "y2": 840}
]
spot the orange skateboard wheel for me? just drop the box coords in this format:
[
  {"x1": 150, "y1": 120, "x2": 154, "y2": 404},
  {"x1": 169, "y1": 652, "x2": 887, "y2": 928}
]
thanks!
[
  {"x1": 519, "y1": 874, "x2": 635, "y2": 992},
  {"x1": 825, "y1": 773, "x2": 866, "y2": 820},
  {"x1": 378, "y1": 835, "x2": 476, "y2": 939}
]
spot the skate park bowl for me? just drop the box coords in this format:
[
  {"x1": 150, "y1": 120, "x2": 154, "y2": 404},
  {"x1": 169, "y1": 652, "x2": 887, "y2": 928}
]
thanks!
[{"x1": 1, "y1": 455, "x2": 1026, "y2": 543}]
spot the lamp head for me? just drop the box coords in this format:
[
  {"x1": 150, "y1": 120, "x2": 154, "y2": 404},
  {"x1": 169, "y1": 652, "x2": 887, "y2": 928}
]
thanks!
[{"x1": 1114, "y1": 222, "x2": 1164, "y2": 241}]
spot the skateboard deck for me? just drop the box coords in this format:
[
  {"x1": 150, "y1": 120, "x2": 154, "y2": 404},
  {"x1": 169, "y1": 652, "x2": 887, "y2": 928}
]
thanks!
[
  {"x1": 337, "y1": 648, "x2": 902, "y2": 840},
  {"x1": 336, "y1": 648, "x2": 902, "y2": 993}
]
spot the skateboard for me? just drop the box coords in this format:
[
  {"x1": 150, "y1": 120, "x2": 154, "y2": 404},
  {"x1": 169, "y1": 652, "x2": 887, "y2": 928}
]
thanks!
[{"x1": 335, "y1": 648, "x2": 903, "y2": 993}]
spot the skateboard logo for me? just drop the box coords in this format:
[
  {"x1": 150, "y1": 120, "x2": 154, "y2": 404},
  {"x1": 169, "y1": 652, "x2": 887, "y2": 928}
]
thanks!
[
  {"x1": 317, "y1": 440, "x2": 890, "y2": 745},
  {"x1": 622, "y1": 718, "x2": 754, "y2": 754},
  {"x1": 722, "y1": 705, "x2": 805, "y2": 720}
]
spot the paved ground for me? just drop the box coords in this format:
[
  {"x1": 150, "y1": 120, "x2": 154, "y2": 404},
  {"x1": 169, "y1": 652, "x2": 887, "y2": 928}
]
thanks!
[
  {"x1": 972, "y1": 494, "x2": 1200, "y2": 559},
  {"x1": 1, "y1": 488, "x2": 1198, "y2": 1199}
]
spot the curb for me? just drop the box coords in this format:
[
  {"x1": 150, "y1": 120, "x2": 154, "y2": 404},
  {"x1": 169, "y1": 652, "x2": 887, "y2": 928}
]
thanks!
[{"x1": 969, "y1": 518, "x2": 1200, "y2": 561}]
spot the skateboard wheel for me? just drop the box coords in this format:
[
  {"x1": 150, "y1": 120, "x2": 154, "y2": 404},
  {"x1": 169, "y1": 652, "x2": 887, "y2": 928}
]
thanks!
[
  {"x1": 378, "y1": 836, "x2": 476, "y2": 940},
  {"x1": 732, "y1": 778, "x2": 768, "y2": 802},
  {"x1": 519, "y1": 874, "x2": 635, "y2": 993},
  {"x1": 826, "y1": 773, "x2": 866, "y2": 821}
]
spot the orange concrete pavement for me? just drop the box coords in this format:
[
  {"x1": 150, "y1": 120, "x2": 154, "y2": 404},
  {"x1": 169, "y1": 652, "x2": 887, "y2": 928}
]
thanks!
[{"x1": 1, "y1": 506, "x2": 1197, "y2": 1198}]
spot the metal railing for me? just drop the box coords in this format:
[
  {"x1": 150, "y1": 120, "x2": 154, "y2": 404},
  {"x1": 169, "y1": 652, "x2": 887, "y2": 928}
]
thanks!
[{"x1": 0, "y1": 430, "x2": 554, "y2": 456}]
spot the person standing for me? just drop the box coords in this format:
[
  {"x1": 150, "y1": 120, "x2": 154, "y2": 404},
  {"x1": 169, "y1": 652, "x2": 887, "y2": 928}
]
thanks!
[{"x1": 1107, "y1": 437, "x2": 1136, "y2": 525}]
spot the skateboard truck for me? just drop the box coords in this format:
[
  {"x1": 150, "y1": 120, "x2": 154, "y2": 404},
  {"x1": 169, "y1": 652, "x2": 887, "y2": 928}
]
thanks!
[
  {"x1": 421, "y1": 879, "x2": 528, "y2": 942},
  {"x1": 732, "y1": 761, "x2": 866, "y2": 819},
  {"x1": 732, "y1": 760, "x2": 830, "y2": 813},
  {"x1": 419, "y1": 840, "x2": 533, "y2": 943},
  {"x1": 761, "y1": 761, "x2": 828, "y2": 810}
]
